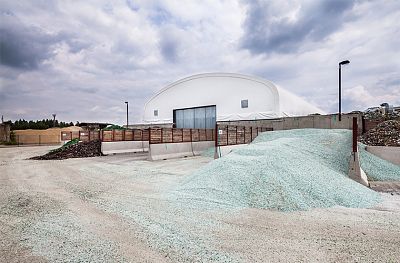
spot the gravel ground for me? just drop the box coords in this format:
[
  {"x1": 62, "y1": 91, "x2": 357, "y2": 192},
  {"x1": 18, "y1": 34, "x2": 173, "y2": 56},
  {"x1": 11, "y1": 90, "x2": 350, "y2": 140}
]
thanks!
[{"x1": 1, "y1": 146, "x2": 400, "y2": 262}]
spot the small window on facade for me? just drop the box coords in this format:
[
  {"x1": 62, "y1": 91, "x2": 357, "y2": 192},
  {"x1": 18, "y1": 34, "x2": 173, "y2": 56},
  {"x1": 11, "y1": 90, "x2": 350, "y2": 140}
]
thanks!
[
  {"x1": 154, "y1": 110, "x2": 158, "y2": 116},
  {"x1": 241, "y1": 99, "x2": 248, "y2": 108}
]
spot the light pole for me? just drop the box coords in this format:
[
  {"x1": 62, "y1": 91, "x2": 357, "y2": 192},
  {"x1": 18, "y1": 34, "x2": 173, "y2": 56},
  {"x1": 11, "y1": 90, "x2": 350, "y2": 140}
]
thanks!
[
  {"x1": 125, "y1": 101, "x2": 129, "y2": 128},
  {"x1": 338, "y1": 60, "x2": 350, "y2": 121},
  {"x1": 52, "y1": 113, "x2": 56, "y2": 127}
]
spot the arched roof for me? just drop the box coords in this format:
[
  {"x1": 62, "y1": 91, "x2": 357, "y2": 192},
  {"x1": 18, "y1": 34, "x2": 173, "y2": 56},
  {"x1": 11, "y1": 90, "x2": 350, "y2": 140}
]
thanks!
[{"x1": 144, "y1": 72, "x2": 280, "y2": 110}]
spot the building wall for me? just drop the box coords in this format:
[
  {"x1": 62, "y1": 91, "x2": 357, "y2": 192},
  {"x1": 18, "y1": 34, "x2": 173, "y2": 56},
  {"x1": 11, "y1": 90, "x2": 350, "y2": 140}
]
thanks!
[
  {"x1": 143, "y1": 73, "x2": 281, "y2": 124},
  {"x1": 143, "y1": 73, "x2": 324, "y2": 125}
]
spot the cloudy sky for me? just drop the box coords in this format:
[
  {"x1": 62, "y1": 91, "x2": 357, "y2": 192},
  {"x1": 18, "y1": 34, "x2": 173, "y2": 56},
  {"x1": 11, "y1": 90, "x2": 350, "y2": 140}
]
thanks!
[{"x1": 1, "y1": 0, "x2": 399, "y2": 124}]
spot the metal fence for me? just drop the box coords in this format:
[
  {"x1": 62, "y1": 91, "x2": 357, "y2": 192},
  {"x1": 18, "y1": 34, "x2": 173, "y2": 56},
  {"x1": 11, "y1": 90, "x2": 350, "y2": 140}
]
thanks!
[
  {"x1": 216, "y1": 125, "x2": 273, "y2": 146},
  {"x1": 61, "y1": 129, "x2": 150, "y2": 142},
  {"x1": 60, "y1": 126, "x2": 272, "y2": 146},
  {"x1": 149, "y1": 128, "x2": 214, "y2": 144}
]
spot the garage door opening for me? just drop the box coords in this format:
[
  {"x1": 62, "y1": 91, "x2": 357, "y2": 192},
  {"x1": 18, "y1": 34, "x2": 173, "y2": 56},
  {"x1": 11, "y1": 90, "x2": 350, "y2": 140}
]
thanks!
[{"x1": 173, "y1": 105, "x2": 216, "y2": 129}]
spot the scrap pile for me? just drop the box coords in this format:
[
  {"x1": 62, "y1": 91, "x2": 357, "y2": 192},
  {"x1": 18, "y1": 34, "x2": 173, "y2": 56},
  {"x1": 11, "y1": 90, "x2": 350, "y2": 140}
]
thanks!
[
  {"x1": 31, "y1": 139, "x2": 103, "y2": 160},
  {"x1": 173, "y1": 129, "x2": 381, "y2": 211},
  {"x1": 364, "y1": 110, "x2": 400, "y2": 121},
  {"x1": 360, "y1": 120, "x2": 400, "y2": 146}
]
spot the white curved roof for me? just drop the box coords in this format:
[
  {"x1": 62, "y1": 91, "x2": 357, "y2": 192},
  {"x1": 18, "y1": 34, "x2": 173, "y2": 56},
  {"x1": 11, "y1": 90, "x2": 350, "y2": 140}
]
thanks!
[{"x1": 143, "y1": 73, "x2": 324, "y2": 123}]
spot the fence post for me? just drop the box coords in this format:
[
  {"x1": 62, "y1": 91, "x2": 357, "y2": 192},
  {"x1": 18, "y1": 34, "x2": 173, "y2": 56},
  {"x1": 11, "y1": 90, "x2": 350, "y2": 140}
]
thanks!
[
  {"x1": 70, "y1": 131, "x2": 72, "y2": 141},
  {"x1": 161, "y1": 128, "x2": 163, "y2": 143},
  {"x1": 244, "y1": 126, "x2": 246, "y2": 143},
  {"x1": 226, "y1": 125, "x2": 229, "y2": 145},
  {"x1": 79, "y1": 131, "x2": 81, "y2": 141},
  {"x1": 88, "y1": 131, "x2": 91, "y2": 141},
  {"x1": 214, "y1": 124, "x2": 219, "y2": 159},
  {"x1": 148, "y1": 128, "x2": 151, "y2": 144},
  {"x1": 112, "y1": 129, "x2": 115, "y2": 141},
  {"x1": 181, "y1": 129, "x2": 184, "y2": 142},
  {"x1": 190, "y1": 129, "x2": 192, "y2": 142},
  {"x1": 250, "y1": 127, "x2": 253, "y2": 142},
  {"x1": 236, "y1": 126, "x2": 238, "y2": 144},
  {"x1": 172, "y1": 128, "x2": 174, "y2": 143},
  {"x1": 352, "y1": 117, "x2": 358, "y2": 154}
]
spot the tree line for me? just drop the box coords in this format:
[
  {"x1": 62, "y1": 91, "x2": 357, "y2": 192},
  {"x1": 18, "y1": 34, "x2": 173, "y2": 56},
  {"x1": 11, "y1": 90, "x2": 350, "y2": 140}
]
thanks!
[{"x1": 11, "y1": 119, "x2": 77, "y2": 130}]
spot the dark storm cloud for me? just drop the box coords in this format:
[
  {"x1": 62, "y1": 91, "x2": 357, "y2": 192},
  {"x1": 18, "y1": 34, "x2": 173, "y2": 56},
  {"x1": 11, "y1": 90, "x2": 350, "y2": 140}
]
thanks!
[
  {"x1": 0, "y1": 11, "x2": 92, "y2": 70},
  {"x1": 0, "y1": 13, "x2": 61, "y2": 69},
  {"x1": 240, "y1": 0, "x2": 355, "y2": 54}
]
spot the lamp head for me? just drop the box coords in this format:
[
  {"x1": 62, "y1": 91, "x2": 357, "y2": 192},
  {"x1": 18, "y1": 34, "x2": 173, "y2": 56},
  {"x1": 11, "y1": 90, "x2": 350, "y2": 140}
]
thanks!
[{"x1": 339, "y1": 60, "x2": 350, "y2": 65}]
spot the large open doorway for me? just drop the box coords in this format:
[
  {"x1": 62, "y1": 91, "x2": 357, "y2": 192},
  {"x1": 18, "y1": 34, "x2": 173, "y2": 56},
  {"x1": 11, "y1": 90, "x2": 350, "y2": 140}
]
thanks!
[{"x1": 173, "y1": 105, "x2": 216, "y2": 129}]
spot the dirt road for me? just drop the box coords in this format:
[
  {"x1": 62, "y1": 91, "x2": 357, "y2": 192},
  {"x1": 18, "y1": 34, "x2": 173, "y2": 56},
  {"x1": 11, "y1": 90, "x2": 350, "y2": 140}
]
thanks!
[{"x1": 1, "y1": 146, "x2": 399, "y2": 262}]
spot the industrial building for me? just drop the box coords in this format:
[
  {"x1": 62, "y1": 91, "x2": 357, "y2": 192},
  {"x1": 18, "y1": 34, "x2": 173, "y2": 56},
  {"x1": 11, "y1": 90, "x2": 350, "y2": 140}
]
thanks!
[{"x1": 143, "y1": 73, "x2": 323, "y2": 128}]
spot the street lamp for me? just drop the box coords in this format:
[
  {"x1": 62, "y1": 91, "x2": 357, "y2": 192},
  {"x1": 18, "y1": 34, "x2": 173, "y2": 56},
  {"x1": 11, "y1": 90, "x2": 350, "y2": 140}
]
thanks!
[
  {"x1": 52, "y1": 113, "x2": 56, "y2": 127},
  {"x1": 338, "y1": 60, "x2": 350, "y2": 121},
  {"x1": 125, "y1": 101, "x2": 129, "y2": 128}
]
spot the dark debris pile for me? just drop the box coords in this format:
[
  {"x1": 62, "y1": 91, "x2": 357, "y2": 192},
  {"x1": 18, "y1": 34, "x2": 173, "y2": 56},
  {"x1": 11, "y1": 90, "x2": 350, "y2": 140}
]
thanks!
[
  {"x1": 360, "y1": 120, "x2": 400, "y2": 146},
  {"x1": 31, "y1": 140, "x2": 103, "y2": 160}
]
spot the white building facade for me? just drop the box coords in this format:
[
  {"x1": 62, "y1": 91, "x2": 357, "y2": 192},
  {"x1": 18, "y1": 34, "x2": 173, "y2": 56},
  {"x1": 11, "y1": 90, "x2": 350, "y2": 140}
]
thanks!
[{"x1": 143, "y1": 73, "x2": 323, "y2": 128}]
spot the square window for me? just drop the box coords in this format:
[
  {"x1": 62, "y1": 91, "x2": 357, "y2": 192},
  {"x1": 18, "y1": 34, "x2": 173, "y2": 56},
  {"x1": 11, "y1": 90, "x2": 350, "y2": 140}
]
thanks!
[
  {"x1": 241, "y1": 99, "x2": 248, "y2": 108},
  {"x1": 154, "y1": 110, "x2": 158, "y2": 116}
]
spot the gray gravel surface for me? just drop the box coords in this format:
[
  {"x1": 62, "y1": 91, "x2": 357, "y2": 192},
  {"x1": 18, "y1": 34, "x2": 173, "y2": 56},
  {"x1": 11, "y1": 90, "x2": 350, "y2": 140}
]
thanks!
[{"x1": 1, "y1": 146, "x2": 400, "y2": 262}]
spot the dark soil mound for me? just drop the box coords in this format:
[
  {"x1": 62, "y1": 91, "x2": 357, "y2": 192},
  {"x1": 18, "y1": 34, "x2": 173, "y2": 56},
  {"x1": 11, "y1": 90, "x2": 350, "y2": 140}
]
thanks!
[
  {"x1": 31, "y1": 140, "x2": 103, "y2": 160},
  {"x1": 360, "y1": 120, "x2": 400, "y2": 146}
]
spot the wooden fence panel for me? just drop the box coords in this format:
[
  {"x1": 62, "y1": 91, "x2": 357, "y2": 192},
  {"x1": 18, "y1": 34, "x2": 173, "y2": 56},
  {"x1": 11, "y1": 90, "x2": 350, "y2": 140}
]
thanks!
[
  {"x1": 152, "y1": 129, "x2": 162, "y2": 144},
  {"x1": 192, "y1": 129, "x2": 199, "y2": 142},
  {"x1": 227, "y1": 126, "x2": 237, "y2": 145},
  {"x1": 172, "y1": 129, "x2": 181, "y2": 143},
  {"x1": 79, "y1": 131, "x2": 89, "y2": 142},
  {"x1": 162, "y1": 129, "x2": 173, "y2": 143},
  {"x1": 142, "y1": 129, "x2": 149, "y2": 141},
  {"x1": 183, "y1": 129, "x2": 192, "y2": 142},
  {"x1": 237, "y1": 126, "x2": 245, "y2": 144},
  {"x1": 199, "y1": 129, "x2": 206, "y2": 141},
  {"x1": 123, "y1": 130, "x2": 132, "y2": 140},
  {"x1": 102, "y1": 131, "x2": 112, "y2": 142}
]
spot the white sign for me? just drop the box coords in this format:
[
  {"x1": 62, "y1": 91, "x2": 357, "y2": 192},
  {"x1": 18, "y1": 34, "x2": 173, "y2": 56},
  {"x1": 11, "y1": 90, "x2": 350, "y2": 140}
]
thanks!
[{"x1": 218, "y1": 130, "x2": 223, "y2": 135}]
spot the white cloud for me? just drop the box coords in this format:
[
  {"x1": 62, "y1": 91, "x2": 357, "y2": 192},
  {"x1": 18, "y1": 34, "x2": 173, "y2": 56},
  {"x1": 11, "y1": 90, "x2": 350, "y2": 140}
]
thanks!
[{"x1": 343, "y1": 85, "x2": 400, "y2": 111}]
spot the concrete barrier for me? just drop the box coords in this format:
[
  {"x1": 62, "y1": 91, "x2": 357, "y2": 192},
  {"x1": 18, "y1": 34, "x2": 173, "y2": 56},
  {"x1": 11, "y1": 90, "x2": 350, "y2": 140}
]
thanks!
[
  {"x1": 366, "y1": 146, "x2": 400, "y2": 166},
  {"x1": 149, "y1": 141, "x2": 214, "y2": 161},
  {"x1": 214, "y1": 144, "x2": 247, "y2": 158},
  {"x1": 348, "y1": 151, "x2": 369, "y2": 187},
  {"x1": 101, "y1": 141, "x2": 148, "y2": 155}
]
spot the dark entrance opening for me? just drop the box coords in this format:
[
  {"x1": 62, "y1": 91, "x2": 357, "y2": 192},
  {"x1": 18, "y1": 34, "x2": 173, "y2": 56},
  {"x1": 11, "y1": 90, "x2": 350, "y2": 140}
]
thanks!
[{"x1": 173, "y1": 105, "x2": 216, "y2": 129}]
